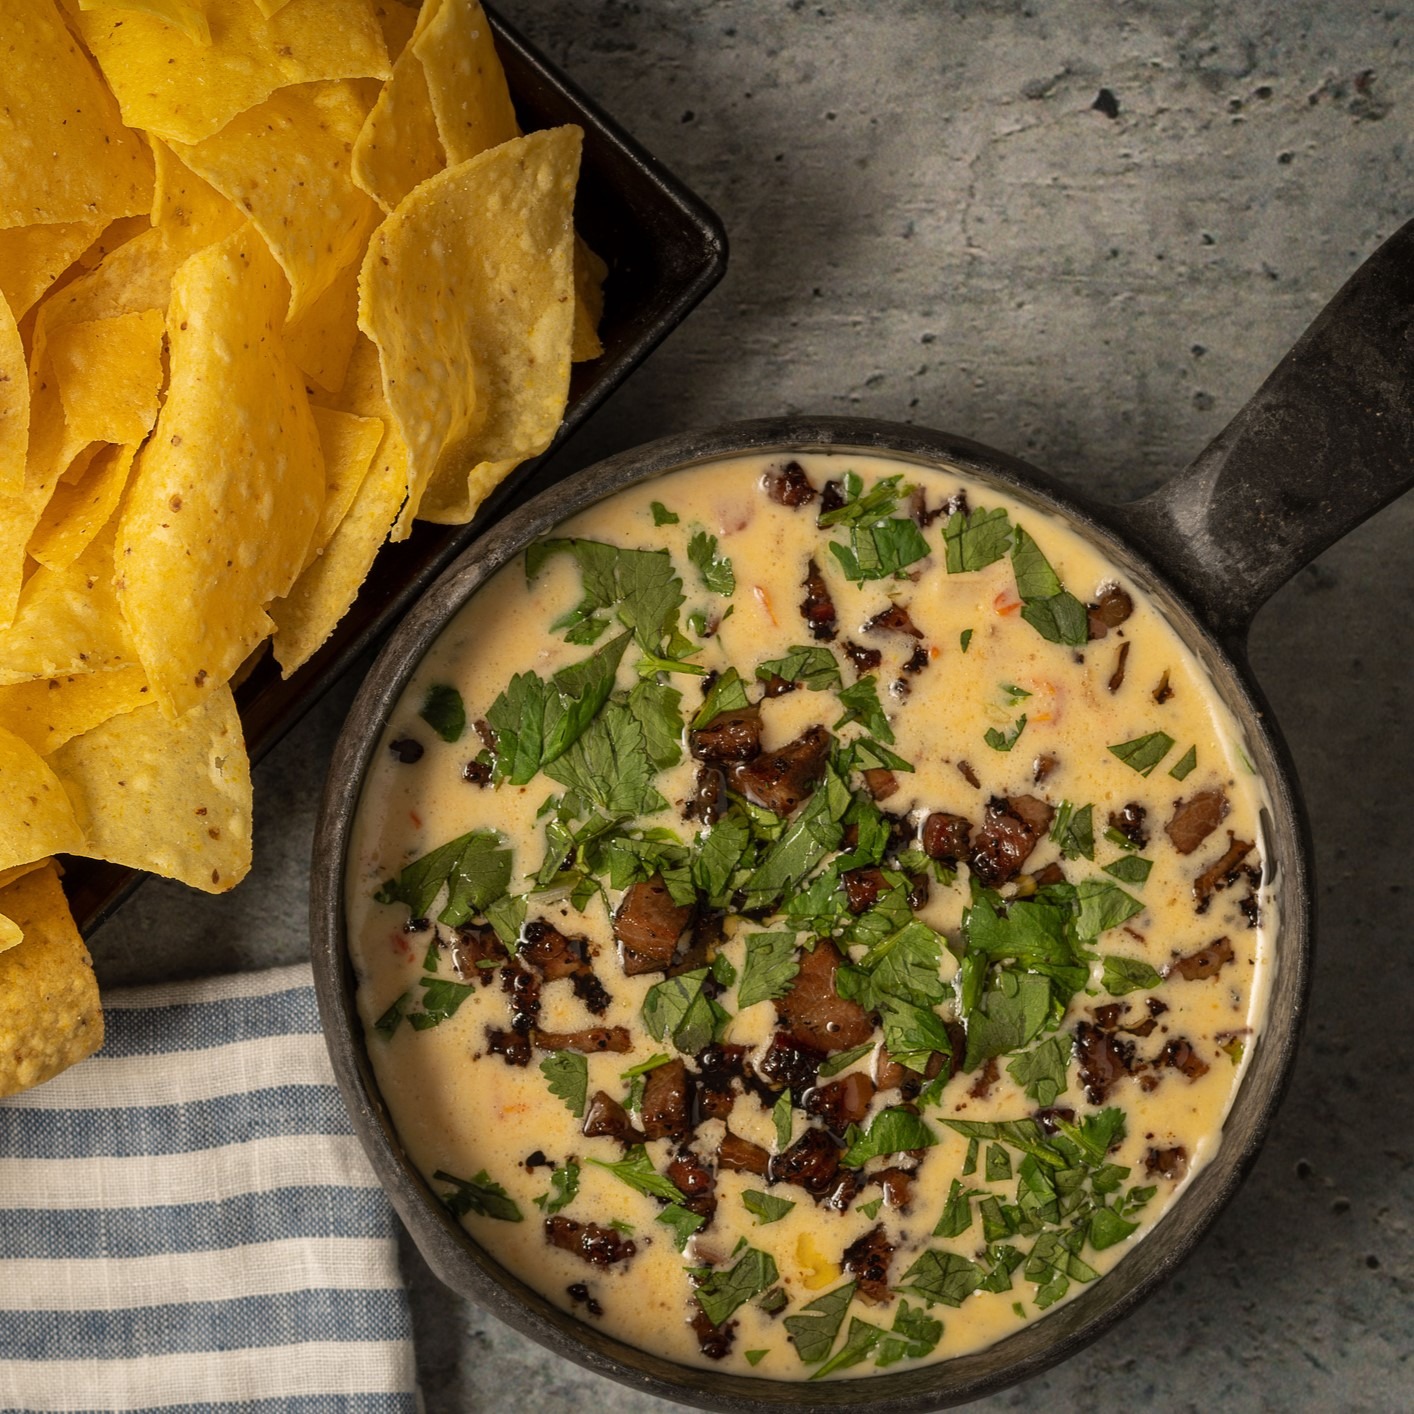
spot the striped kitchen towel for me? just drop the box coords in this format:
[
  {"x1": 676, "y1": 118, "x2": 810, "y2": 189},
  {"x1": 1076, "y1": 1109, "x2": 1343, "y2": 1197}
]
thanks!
[{"x1": 0, "y1": 963, "x2": 417, "y2": 1414}]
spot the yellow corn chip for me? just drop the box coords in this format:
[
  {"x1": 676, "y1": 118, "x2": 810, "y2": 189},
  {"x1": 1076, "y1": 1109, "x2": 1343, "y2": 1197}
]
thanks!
[
  {"x1": 412, "y1": 0, "x2": 519, "y2": 166},
  {"x1": 285, "y1": 259, "x2": 361, "y2": 395},
  {"x1": 50, "y1": 686, "x2": 252, "y2": 893},
  {"x1": 73, "y1": 0, "x2": 392, "y2": 146},
  {"x1": 47, "y1": 309, "x2": 166, "y2": 449},
  {"x1": 0, "y1": 860, "x2": 48, "y2": 893},
  {"x1": 74, "y1": 216, "x2": 153, "y2": 274},
  {"x1": 0, "y1": 862, "x2": 103, "y2": 1098},
  {"x1": 1, "y1": 293, "x2": 27, "y2": 495},
  {"x1": 0, "y1": 728, "x2": 86, "y2": 871},
  {"x1": 28, "y1": 443, "x2": 137, "y2": 574},
  {"x1": 0, "y1": 915, "x2": 20, "y2": 954},
  {"x1": 359, "y1": 127, "x2": 581, "y2": 533},
  {"x1": 58, "y1": 442, "x2": 105, "y2": 489},
  {"x1": 78, "y1": 0, "x2": 212, "y2": 47},
  {"x1": 0, "y1": 0, "x2": 153, "y2": 230},
  {"x1": 116, "y1": 224, "x2": 323, "y2": 718},
  {"x1": 305, "y1": 405, "x2": 385, "y2": 567},
  {"x1": 571, "y1": 234, "x2": 607, "y2": 363},
  {"x1": 170, "y1": 81, "x2": 381, "y2": 321},
  {"x1": 252, "y1": 0, "x2": 294, "y2": 17},
  {"x1": 373, "y1": 0, "x2": 420, "y2": 61},
  {"x1": 0, "y1": 219, "x2": 106, "y2": 322},
  {"x1": 0, "y1": 667, "x2": 152, "y2": 757}
]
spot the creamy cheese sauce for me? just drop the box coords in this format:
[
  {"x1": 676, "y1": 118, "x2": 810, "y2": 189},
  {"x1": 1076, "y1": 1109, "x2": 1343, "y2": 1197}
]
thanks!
[{"x1": 347, "y1": 452, "x2": 1272, "y2": 1379}]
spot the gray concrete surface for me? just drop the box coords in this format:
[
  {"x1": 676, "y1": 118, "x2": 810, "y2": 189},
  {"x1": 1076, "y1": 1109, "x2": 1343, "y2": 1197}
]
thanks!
[{"x1": 92, "y1": 1, "x2": 1413, "y2": 1409}]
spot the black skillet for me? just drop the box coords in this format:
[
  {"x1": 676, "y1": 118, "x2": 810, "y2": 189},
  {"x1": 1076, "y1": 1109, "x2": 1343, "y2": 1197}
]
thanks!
[{"x1": 309, "y1": 217, "x2": 1414, "y2": 1411}]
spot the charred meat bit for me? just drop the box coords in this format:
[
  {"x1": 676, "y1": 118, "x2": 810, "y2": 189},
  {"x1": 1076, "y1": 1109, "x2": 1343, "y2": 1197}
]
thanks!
[
  {"x1": 1108, "y1": 802, "x2": 1149, "y2": 849},
  {"x1": 776, "y1": 941, "x2": 875, "y2": 1053},
  {"x1": 1145, "y1": 1145, "x2": 1190, "y2": 1182},
  {"x1": 640, "y1": 1059, "x2": 694, "y2": 1142},
  {"x1": 448, "y1": 924, "x2": 505, "y2": 985},
  {"x1": 581, "y1": 1090, "x2": 646, "y2": 1146},
  {"x1": 1033, "y1": 753, "x2": 1058, "y2": 785},
  {"x1": 1193, "y1": 832, "x2": 1255, "y2": 912},
  {"x1": 500, "y1": 962, "x2": 541, "y2": 1033},
  {"x1": 727, "y1": 724, "x2": 832, "y2": 816},
  {"x1": 388, "y1": 736, "x2": 423, "y2": 764},
  {"x1": 842, "y1": 866, "x2": 889, "y2": 915},
  {"x1": 520, "y1": 919, "x2": 610, "y2": 1015},
  {"x1": 967, "y1": 1057, "x2": 1001, "y2": 1101},
  {"x1": 862, "y1": 767, "x2": 898, "y2": 801},
  {"x1": 669, "y1": 909, "x2": 725, "y2": 980},
  {"x1": 614, "y1": 876, "x2": 693, "y2": 976},
  {"x1": 874, "y1": 1046, "x2": 941, "y2": 1099},
  {"x1": 667, "y1": 1151, "x2": 718, "y2": 1221},
  {"x1": 1161, "y1": 1037, "x2": 1210, "y2": 1081},
  {"x1": 799, "y1": 557, "x2": 838, "y2": 641},
  {"x1": 921, "y1": 811, "x2": 971, "y2": 865},
  {"x1": 864, "y1": 604, "x2": 924, "y2": 639},
  {"x1": 819, "y1": 479, "x2": 846, "y2": 519},
  {"x1": 760, "y1": 673, "x2": 795, "y2": 699},
  {"x1": 486, "y1": 1028, "x2": 532, "y2": 1067},
  {"x1": 870, "y1": 1165, "x2": 915, "y2": 1210},
  {"x1": 1034, "y1": 1106, "x2": 1076, "y2": 1134},
  {"x1": 1031, "y1": 861, "x2": 1067, "y2": 888},
  {"x1": 841, "y1": 1225, "x2": 897, "y2": 1304},
  {"x1": 768, "y1": 1126, "x2": 842, "y2": 1197},
  {"x1": 462, "y1": 758, "x2": 492, "y2": 785},
  {"x1": 758, "y1": 1031, "x2": 826, "y2": 1104},
  {"x1": 566, "y1": 1282, "x2": 603, "y2": 1317},
  {"x1": 689, "y1": 1305, "x2": 737, "y2": 1361},
  {"x1": 906, "y1": 872, "x2": 930, "y2": 910},
  {"x1": 1087, "y1": 583, "x2": 1134, "y2": 640},
  {"x1": 1153, "y1": 670, "x2": 1174, "y2": 704},
  {"x1": 683, "y1": 765, "x2": 726, "y2": 825},
  {"x1": 545, "y1": 1216, "x2": 637, "y2": 1268},
  {"x1": 402, "y1": 917, "x2": 430, "y2": 934},
  {"x1": 805, "y1": 1071, "x2": 876, "y2": 1136},
  {"x1": 1168, "y1": 935, "x2": 1235, "y2": 982},
  {"x1": 1074, "y1": 1020, "x2": 1137, "y2": 1104},
  {"x1": 524, "y1": 1150, "x2": 553, "y2": 1170},
  {"x1": 1165, "y1": 788, "x2": 1229, "y2": 856},
  {"x1": 764, "y1": 460, "x2": 817, "y2": 507},
  {"x1": 824, "y1": 1170, "x2": 862, "y2": 1213},
  {"x1": 908, "y1": 484, "x2": 949, "y2": 528},
  {"x1": 842, "y1": 639, "x2": 883, "y2": 675},
  {"x1": 717, "y1": 1130, "x2": 770, "y2": 1176},
  {"x1": 1108, "y1": 640, "x2": 1130, "y2": 694},
  {"x1": 689, "y1": 705, "x2": 763, "y2": 763},
  {"x1": 695, "y1": 1042, "x2": 748, "y2": 1122},
  {"x1": 533, "y1": 1026, "x2": 632, "y2": 1054},
  {"x1": 969, "y1": 794, "x2": 1055, "y2": 887},
  {"x1": 903, "y1": 645, "x2": 930, "y2": 675},
  {"x1": 956, "y1": 759, "x2": 981, "y2": 790}
]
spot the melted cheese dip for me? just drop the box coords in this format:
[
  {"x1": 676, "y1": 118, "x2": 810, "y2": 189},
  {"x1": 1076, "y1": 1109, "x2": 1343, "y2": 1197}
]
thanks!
[{"x1": 347, "y1": 453, "x2": 1272, "y2": 1379}]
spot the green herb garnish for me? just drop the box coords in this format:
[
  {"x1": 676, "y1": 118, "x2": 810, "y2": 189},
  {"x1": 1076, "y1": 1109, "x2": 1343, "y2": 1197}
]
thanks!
[
  {"x1": 1108, "y1": 731, "x2": 1175, "y2": 776},
  {"x1": 418, "y1": 683, "x2": 466, "y2": 742},
  {"x1": 538, "y1": 1051, "x2": 588, "y2": 1118},
  {"x1": 435, "y1": 1168, "x2": 523, "y2": 1222}
]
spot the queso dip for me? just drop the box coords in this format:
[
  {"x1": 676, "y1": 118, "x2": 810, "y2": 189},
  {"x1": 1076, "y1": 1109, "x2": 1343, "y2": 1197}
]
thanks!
[{"x1": 346, "y1": 453, "x2": 1271, "y2": 1378}]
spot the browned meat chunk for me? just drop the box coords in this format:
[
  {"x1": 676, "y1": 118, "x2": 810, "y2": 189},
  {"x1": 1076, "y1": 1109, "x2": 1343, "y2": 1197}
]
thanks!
[
  {"x1": 726, "y1": 724, "x2": 832, "y2": 816},
  {"x1": 842, "y1": 866, "x2": 889, "y2": 915},
  {"x1": 717, "y1": 1130, "x2": 770, "y2": 1176},
  {"x1": 666, "y1": 1151, "x2": 717, "y2": 1220},
  {"x1": 462, "y1": 758, "x2": 492, "y2": 786},
  {"x1": 776, "y1": 941, "x2": 875, "y2": 1054},
  {"x1": 819, "y1": 479, "x2": 846, "y2": 518},
  {"x1": 1145, "y1": 1145, "x2": 1190, "y2": 1181},
  {"x1": 824, "y1": 1170, "x2": 862, "y2": 1213},
  {"x1": 1194, "y1": 832, "x2": 1256, "y2": 912},
  {"x1": 1087, "y1": 583, "x2": 1134, "y2": 639},
  {"x1": 903, "y1": 645, "x2": 930, "y2": 675},
  {"x1": 684, "y1": 765, "x2": 726, "y2": 825},
  {"x1": 486, "y1": 1028, "x2": 531, "y2": 1067},
  {"x1": 969, "y1": 795, "x2": 1055, "y2": 886},
  {"x1": 669, "y1": 909, "x2": 724, "y2": 980},
  {"x1": 907, "y1": 872, "x2": 930, "y2": 910},
  {"x1": 769, "y1": 1127, "x2": 842, "y2": 1197},
  {"x1": 862, "y1": 767, "x2": 898, "y2": 801},
  {"x1": 1169, "y1": 936, "x2": 1235, "y2": 982},
  {"x1": 1166, "y1": 789, "x2": 1229, "y2": 856},
  {"x1": 967, "y1": 1057, "x2": 1001, "y2": 1101},
  {"x1": 545, "y1": 1216, "x2": 636, "y2": 1267},
  {"x1": 1108, "y1": 640, "x2": 1130, "y2": 693},
  {"x1": 694, "y1": 1042, "x2": 747, "y2": 1122},
  {"x1": 763, "y1": 460, "x2": 816, "y2": 507},
  {"x1": 841, "y1": 1224, "x2": 896, "y2": 1304},
  {"x1": 614, "y1": 876, "x2": 693, "y2": 975},
  {"x1": 1153, "y1": 670, "x2": 1173, "y2": 704},
  {"x1": 799, "y1": 557, "x2": 838, "y2": 641},
  {"x1": 581, "y1": 1090, "x2": 646, "y2": 1145},
  {"x1": 448, "y1": 924, "x2": 505, "y2": 986},
  {"x1": 1161, "y1": 1037, "x2": 1210, "y2": 1081},
  {"x1": 640, "y1": 1059, "x2": 694, "y2": 1142},
  {"x1": 689, "y1": 706, "x2": 763, "y2": 763},
  {"x1": 566, "y1": 1281, "x2": 602, "y2": 1317},
  {"x1": 842, "y1": 639, "x2": 882, "y2": 674},
  {"x1": 864, "y1": 604, "x2": 924, "y2": 639},
  {"x1": 1108, "y1": 801, "x2": 1149, "y2": 849},
  {"x1": 689, "y1": 1305, "x2": 736, "y2": 1360},
  {"x1": 760, "y1": 673, "x2": 794, "y2": 698},
  {"x1": 956, "y1": 759, "x2": 981, "y2": 789},
  {"x1": 921, "y1": 811, "x2": 971, "y2": 864},
  {"x1": 758, "y1": 1031, "x2": 825, "y2": 1104},
  {"x1": 1074, "y1": 1020, "x2": 1137, "y2": 1104},
  {"x1": 869, "y1": 1166, "x2": 914, "y2": 1210},
  {"x1": 533, "y1": 1026, "x2": 632, "y2": 1054},
  {"x1": 1031, "y1": 861, "x2": 1067, "y2": 888},
  {"x1": 500, "y1": 962, "x2": 540, "y2": 1032},
  {"x1": 805, "y1": 1071, "x2": 875, "y2": 1136},
  {"x1": 1033, "y1": 753, "x2": 1058, "y2": 784},
  {"x1": 520, "y1": 919, "x2": 610, "y2": 1015},
  {"x1": 874, "y1": 1046, "x2": 946, "y2": 1098}
]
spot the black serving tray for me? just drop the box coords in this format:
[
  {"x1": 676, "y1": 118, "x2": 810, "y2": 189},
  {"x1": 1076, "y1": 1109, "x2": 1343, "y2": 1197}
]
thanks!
[{"x1": 69, "y1": 5, "x2": 728, "y2": 937}]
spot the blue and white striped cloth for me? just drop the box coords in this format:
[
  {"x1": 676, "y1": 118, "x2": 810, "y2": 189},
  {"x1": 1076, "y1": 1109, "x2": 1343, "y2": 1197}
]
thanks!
[{"x1": 0, "y1": 964, "x2": 417, "y2": 1413}]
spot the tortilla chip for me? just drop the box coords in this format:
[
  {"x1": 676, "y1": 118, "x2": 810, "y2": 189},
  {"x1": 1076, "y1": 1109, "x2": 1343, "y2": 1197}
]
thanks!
[
  {"x1": 0, "y1": 0, "x2": 153, "y2": 229},
  {"x1": 47, "y1": 309, "x2": 166, "y2": 449},
  {"x1": 74, "y1": 216, "x2": 153, "y2": 274},
  {"x1": 0, "y1": 915, "x2": 20, "y2": 954},
  {"x1": 0, "y1": 293, "x2": 27, "y2": 495},
  {"x1": 0, "y1": 219, "x2": 106, "y2": 322},
  {"x1": 0, "y1": 862, "x2": 103, "y2": 1098},
  {"x1": 0, "y1": 729, "x2": 86, "y2": 871},
  {"x1": 359, "y1": 127, "x2": 580, "y2": 532},
  {"x1": 413, "y1": 0, "x2": 519, "y2": 166},
  {"x1": 0, "y1": 860, "x2": 48, "y2": 893},
  {"x1": 0, "y1": 667, "x2": 152, "y2": 757},
  {"x1": 169, "y1": 81, "x2": 380, "y2": 321},
  {"x1": 115, "y1": 224, "x2": 323, "y2": 718},
  {"x1": 50, "y1": 686, "x2": 252, "y2": 893},
  {"x1": 373, "y1": 0, "x2": 420, "y2": 61},
  {"x1": 28, "y1": 443, "x2": 137, "y2": 574},
  {"x1": 72, "y1": 0, "x2": 392, "y2": 146},
  {"x1": 285, "y1": 259, "x2": 361, "y2": 395},
  {"x1": 304, "y1": 405, "x2": 385, "y2": 567},
  {"x1": 571, "y1": 234, "x2": 607, "y2": 363},
  {"x1": 77, "y1": 0, "x2": 212, "y2": 46}
]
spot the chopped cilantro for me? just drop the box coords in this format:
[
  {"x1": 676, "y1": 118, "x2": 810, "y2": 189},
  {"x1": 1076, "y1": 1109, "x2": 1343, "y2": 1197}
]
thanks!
[
  {"x1": 742, "y1": 1190, "x2": 796, "y2": 1225},
  {"x1": 857, "y1": 1197, "x2": 884, "y2": 1220},
  {"x1": 1169, "y1": 744, "x2": 1198, "y2": 780},
  {"x1": 1006, "y1": 1034, "x2": 1070, "y2": 1106},
  {"x1": 1101, "y1": 956, "x2": 1163, "y2": 995},
  {"x1": 811, "y1": 1317, "x2": 884, "y2": 1378},
  {"x1": 1074, "y1": 878, "x2": 1144, "y2": 938},
  {"x1": 408, "y1": 976, "x2": 475, "y2": 1031},
  {"x1": 755, "y1": 645, "x2": 842, "y2": 691},
  {"x1": 816, "y1": 1040, "x2": 874, "y2": 1078},
  {"x1": 1010, "y1": 526, "x2": 1089, "y2": 646},
  {"x1": 372, "y1": 991, "x2": 410, "y2": 1039},
  {"x1": 657, "y1": 1203, "x2": 705, "y2": 1250},
  {"x1": 418, "y1": 683, "x2": 466, "y2": 742},
  {"x1": 944, "y1": 505, "x2": 1012, "y2": 572},
  {"x1": 841, "y1": 1106, "x2": 939, "y2": 1168},
  {"x1": 642, "y1": 968, "x2": 728, "y2": 1056},
  {"x1": 691, "y1": 666, "x2": 751, "y2": 729},
  {"x1": 934, "y1": 1178, "x2": 983, "y2": 1239},
  {"x1": 1049, "y1": 801, "x2": 1094, "y2": 861},
  {"x1": 693, "y1": 1245, "x2": 779, "y2": 1327},
  {"x1": 736, "y1": 931, "x2": 800, "y2": 1009},
  {"x1": 435, "y1": 1168, "x2": 522, "y2": 1223},
  {"x1": 1102, "y1": 853, "x2": 1152, "y2": 885},
  {"x1": 544, "y1": 701, "x2": 668, "y2": 817},
  {"x1": 538, "y1": 1051, "x2": 588, "y2": 1118},
  {"x1": 533, "y1": 1161, "x2": 580, "y2": 1216},
  {"x1": 875, "y1": 1301, "x2": 943, "y2": 1367},
  {"x1": 739, "y1": 766, "x2": 850, "y2": 909},
  {"x1": 744, "y1": 1350, "x2": 768, "y2": 1367},
  {"x1": 984, "y1": 714, "x2": 1027, "y2": 752},
  {"x1": 834, "y1": 676, "x2": 893, "y2": 742},
  {"x1": 688, "y1": 529, "x2": 736, "y2": 596},
  {"x1": 627, "y1": 680, "x2": 684, "y2": 769},
  {"x1": 828, "y1": 516, "x2": 930, "y2": 583},
  {"x1": 650, "y1": 501, "x2": 679, "y2": 525},
  {"x1": 785, "y1": 1281, "x2": 856, "y2": 1363},
  {"x1": 1108, "y1": 731, "x2": 1175, "y2": 776},
  {"x1": 895, "y1": 1248, "x2": 984, "y2": 1308},
  {"x1": 772, "y1": 1090, "x2": 794, "y2": 1150},
  {"x1": 960, "y1": 627, "x2": 974, "y2": 652},
  {"x1": 585, "y1": 1144, "x2": 683, "y2": 1201}
]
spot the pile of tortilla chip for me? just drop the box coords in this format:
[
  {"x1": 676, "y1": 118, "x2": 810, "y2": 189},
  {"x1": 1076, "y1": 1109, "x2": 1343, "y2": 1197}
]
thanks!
[{"x1": 0, "y1": 0, "x2": 603, "y2": 1095}]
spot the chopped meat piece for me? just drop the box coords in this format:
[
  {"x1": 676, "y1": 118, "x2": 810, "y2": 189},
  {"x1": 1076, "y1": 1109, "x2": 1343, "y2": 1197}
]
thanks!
[
  {"x1": 614, "y1": 876, "x2": 693, "y2": 975},
  {"x1": 874, "y1": 1046, "x2": 946, "y2": 1098},
  {"x1": 969, "y1": 794, "x2": 1055, "y2": 887},
  {"x1": 906, "y1": 872, "x2": 930, "y2": 910},
  {"x1": 1031, "y1": 861, "x2": 1067, "y2": 887},
  {"x1": 776, "y1": 941, "x2": 875, "y2": 1053},
  {"x1": 870, "y1": 1166, "x2": 914, "y2": 1210},
  {"x1": 842, "y1": 639, "x2": 882, "y2": 674},
  {"x1": 689, "y1": 1305, "x2": 736, "y2": 1360},
  {"x1": 864, "y1": 604, "x2": 924, "y2": 638},
  {"x1": 1153, "y1": 670, "x2": 1173, "y2": 704},
  {"x1": 758, "y1": 1031, "x2": 825, "y2": 1104},
  {"x1": 1092, "y1": 1003, "x2": 1124, "y2": 1031},
  {"x1": 1074, "y1": 1020, "x2": 1137, "y2": 1104},
  {"x1": 805, "y1": 1071, "x2": 876, "y2": 1135},
  {"x1": 524, "y1": 1150, "x2": 553, "y2": 1170},
  {"x1": 764, "y1": 460, "x2": 817, "y2": 507},
  {"x1": 1034, "y1": 1106, "x2": 1076, "y2": 1134},
  {"x1": 841, "y1": 1224, "x2": 896, "y2": 1303},
  {"x1": 388, "y1": 736, "x2": 423, "y2": 764},
  {"x1": 760, "y1": 673, "x2": 795, "y2": 698},
  {"x1": 921, "y1": 811, "x2": 971, "y2": 864},
  {"x1": 1169, "y1": 936, "x2": 1235, "y2": 982},
  {"x1": 474, "y1": 718, "x2": 496, "y2": 753},
  {"x1": 640, "y1": 1059, "x2": 694, "y2": 1142},
  {"x1": 956, "y1": 760, "x2": 981, "y2": 789},
  {"x1": 684, "y1": 765, "x2": 726, "y2": 825},
  {"x1": 545, "y1": 1216, "x2": 636, "y2": 1267},
  {"x1": 1033, "y1": 753, "x2": 1058, "y2": 784},
  {"x1": 667, "y1": 1151, "x2": 717, "y2": 1221},
  {"x1": 799, "y1": 557, "x2": 838, "y2": 641},
  {"x1": 824, "y1": 1170, "x2": 861, "y2": 1212},
  {"x1": 689, "y1": 706, "x2": 763, "y2": 763},
  {"x1": 908, "y1": 484, "x2": 950, "y2": 527},
  {"x1": 889, "y1": 676, "x2": 911, "y2": 701},
  {"x1": 862, "y1": 767, "x2": 898, "y2": 801},
  {"x1": 726, "y1": 725, "x2": 832, "y2": 816},
  {"x1": 842, "y1": 866, "x2": 889, "y2": 915},
  {"x1": 903, "y1": 645, "x2": 930, "y2": 675},
  {"x1": 533, "y1": 1026, "x2": 632, "y2": 1053},
  {"x1": 1166, "y1": 789, "x2": 1229, "y2": 855},
  {"x1": 819, "y1": 479, "x2": 846, "y2": 518},
  {"x1": 500, "y1": 962, "x2": 541, "y2": 1033},
  {"x1": 717, "y1": 1130, "x2": 770, "y2": 1176},
  {"x1": 695, "y1": 1042, "x2": 748, "y2": 1122},
  {"x1": 967, "y1": 1057, "x2": 1000, "y2": 1101},
  {"x1": 1108, "y1": 802, "x2": 1149, "y2": 849},
  {"x1": 1145, "y1": 1145, "x2": 1190, "y2": 1181},
  {"x1": 486, "y1": 1028, "x2": 532, "y2": 1067},
  {"x1": 566, "y1": 1282, "x2": 603, "y2": 1317},
  {"x1": 1161, "y1": 1038, "x2": 1210, "y2": 1081},
  {"x1": 768, "y1": 1126, "x2": 842, "y2": 1197},
  {"x1": 448, "y1": 924, "x2": 505, "y2": 986},
  {"x1": 1087, "y1": 583, "x2": 1134, "y2": 639},
  {"x1": 1108, "y1": 640, "x2": 1130, "y2": 693},
  {"x1": 669, "y1": 909, "x2": 725, "y2": 980},
  {"x1": 581, "y1": 1090, "x2": 646, "y2": 1145},
  {"x1": 462, "y1": 757, "x2": 492, "y2": 785},
  {"x1": 1193, "y1": 832, "x2": 1255, "y2": 912},
  {"x1": 520, "y1": 919, "x2": 610, "y2": 1015}
]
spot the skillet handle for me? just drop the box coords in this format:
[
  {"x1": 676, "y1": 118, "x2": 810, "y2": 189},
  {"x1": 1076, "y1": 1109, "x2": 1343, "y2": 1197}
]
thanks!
[{"x1": 1114, "y1": 217, "x2": 1414, "y2": 647}]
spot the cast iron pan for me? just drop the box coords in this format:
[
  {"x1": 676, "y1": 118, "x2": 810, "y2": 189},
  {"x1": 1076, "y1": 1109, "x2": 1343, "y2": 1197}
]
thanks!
[{"x1": 310, "y1": 217, "x2": 1414, "y2": 1410}]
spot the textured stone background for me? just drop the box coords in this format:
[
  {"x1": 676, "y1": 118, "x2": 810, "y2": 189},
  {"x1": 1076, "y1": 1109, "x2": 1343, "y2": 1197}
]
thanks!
[{"x1": 92, "y1": 1, "x2": 1413, "y2": 1409}]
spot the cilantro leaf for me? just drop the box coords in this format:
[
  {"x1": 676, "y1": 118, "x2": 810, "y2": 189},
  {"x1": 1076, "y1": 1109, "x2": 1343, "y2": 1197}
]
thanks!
[
  {"x1": 650, "y1": 501, "x2": 679, "y2": 525},
  {"x1": 539, "y1": 1051, "x2": 588, "y2": 1118},
  {"x1": 1010, "y1": 525, "x2": 1063, "y2": 601},
  {"x1": 755, "y1": 645, "x2": 842, "y2": 692},
  {"x1": 657, "y1": 1203, "x2": 705, "y2": 1250},
  {"x1": 828, "y1": 517, "x2": 930, "y2": 583},
  {"x1": 736, "y1": 931, "x2": 800, "y2": 1009},
  {"x1": 375, "y1": 832, "x2": 475, "y2": 919},
  {"x1": 817, "y1": 1040, "x2": 874, "y2": 1079},
  {"x1": 642, "y1": 968, "x2": 727, "y2": 1056},
  {"x1": 1049, "y1": 801, "x2": 1094, "y2": 861},
  {"x1": 960, "y1": 628, "x2": 974, "y2": 652},
  {"x1": 834, "y1": 676, "x2": 893, "y2": 742},
  {"x1": 1074, "y1": 878, "x2": 1144, "y2": 938},
  {"x1": 688, "y1": 529, "x2": 736, "y2": 595},
  {"x1": 1006, "y1": 1034, "x2": 1071, "y2": 1106},
  {"x1": 373, "y1": 990, "x2": 410, "y2": 1039},
  {"x1": 409, "y1": 977, "x2": 475, "y2": 1031},
  {"x1": 627, "y1": 680, "x2": 684, "y2": 769},
  {"x1": 845, "y1": 736, "x2": 915, "y2": 772},
  {"x1": 544, "y1": 701, "x2": 668, "y2": 817},
  {"x1": 944, "y1": 506, "x2": 1012, "y2": 572},
  {"x1": 810, "y1": 1317, "x2": 884, "y2": 1378},
  {"x1": 933, "y1": 1178, "x2": 984, "y2": 1238},
  {"x1": 984, "y1": 715, "x2": 1027, "y2": 752},
  {"x1": 742, "y1": 1190, "x2": 796, "y2": 1225},
  {"x1": 875, "y1": 1300, "x2": 943, "y2": 1367},
  {"x1": 690, "y1": 810, "x2": 752, "y2": 907},
  {"x1": 1102, "y1": 854, "x2": 1152, "y2": 885},
  {"x1": 584, "y1": 1144, "x2": 684, "y2": 1201},
  {"x1": 1088, "y1": 1204, "x2": 1140, "y2": 1250},
  {"x1": 438, "y1": 832, "x2": 513, "y2": 927},
  {"x1": 533, "y1": 1161, "x2": 580, "y2": 1216},
  {"x1": 691, "y1": 666, "x2": 750, "y2": 729},
  {"x1": 739, "y1": 765, "x2": 850, "y2": 908},
  {"x1": 961, "y1": 969, "x2": 1052, "y2": 1069},
  {"x1": 785, "y1": 1281, "x2": 857, "y2": 1363},
  {"x1": 841, "y1": 1106, "x2": 939, "y2": 1168},
  {"x1": 486, "y1": 892, "x2": 526, "y2": 947},
  {"x1": 1108, "y1": 731, "x2": 1175, "y2": 776},
  {"x1": 896, "y1": 1248, "x2": 985, "y2": 1308},
  {"x1": 1101, "y1": 955, "x2": 1163, "y2": 995},
  {"x1": 1010, "y1": 526, "x2": 1089, "y2": 646},
  {"x1": 745, "y1": 1349, "x2": 768, "y2": 1367},
  {"x1": 1169, "y1": 744, "x2": 1198, "y2": 780},
  {"x1": 772, "y1": 1090, "x2": 794, "y2": 1150},
  {"x1": 693, "y1": 1246, "x2": 778, "y2": 1328},
  {"x1": 419, "y1": 683, "x2": 466, "y2": 742},
  {"x1": 435, "y1": 1168, "x2": 523, "y2": 1222}
]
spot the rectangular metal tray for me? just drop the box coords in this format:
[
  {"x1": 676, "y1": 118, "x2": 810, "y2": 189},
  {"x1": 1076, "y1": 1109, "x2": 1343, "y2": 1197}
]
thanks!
[{"x1": 68, "y1": 7, "x2": 728, "y2": 937}]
